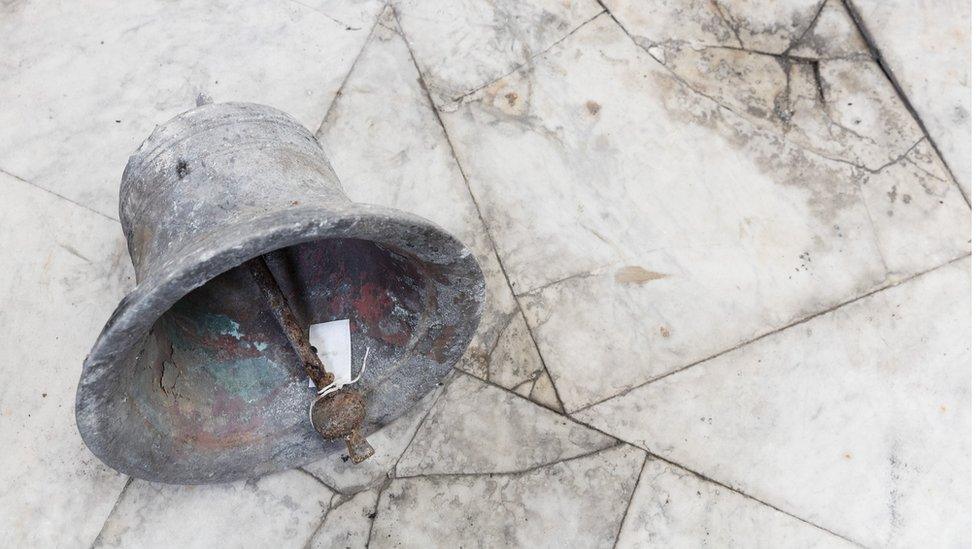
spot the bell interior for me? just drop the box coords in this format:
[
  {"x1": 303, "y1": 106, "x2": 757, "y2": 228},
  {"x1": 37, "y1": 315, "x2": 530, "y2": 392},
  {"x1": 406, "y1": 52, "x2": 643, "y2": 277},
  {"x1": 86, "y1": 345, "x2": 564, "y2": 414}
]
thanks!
[{"x1": 128, "y1": 237, "x2": 430, "y2": 454}]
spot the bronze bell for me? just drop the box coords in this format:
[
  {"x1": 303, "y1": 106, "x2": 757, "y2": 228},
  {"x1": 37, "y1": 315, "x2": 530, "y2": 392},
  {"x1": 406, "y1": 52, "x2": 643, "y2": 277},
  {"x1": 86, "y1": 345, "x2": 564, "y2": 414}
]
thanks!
[{"x1": 76, "y1": 102, "x2": 485, "y2": 484}]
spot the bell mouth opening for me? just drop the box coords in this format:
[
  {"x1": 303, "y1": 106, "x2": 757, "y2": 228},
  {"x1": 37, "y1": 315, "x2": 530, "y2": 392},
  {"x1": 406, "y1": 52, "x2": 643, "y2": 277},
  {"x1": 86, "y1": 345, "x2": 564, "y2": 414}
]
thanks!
[
  {"x1": 78, "y1": 205, "x2": 485, "y2": 483},
  {"x1": 128, "y1": 237, "x2": 430, "y2": 452}
]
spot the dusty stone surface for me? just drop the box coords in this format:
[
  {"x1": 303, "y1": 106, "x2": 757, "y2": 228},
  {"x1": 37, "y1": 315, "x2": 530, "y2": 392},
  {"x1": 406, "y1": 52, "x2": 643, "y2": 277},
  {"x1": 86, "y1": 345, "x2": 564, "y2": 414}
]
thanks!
[
  {"x1": 396, "y1": 374, "x2": 615, "y2": 477},
  {"x1": 0, "y1": 173, "x2": 133, "y2": 548},
  {"x1": 617, "y1": 457, "x2": 854, "y2": 547},
  {"x1": 578, "y1": 258, "x2": 971, "y2": 547},
  {"x1": 317, "y1": 9, "x2": 554, "y2": 405},
  {"x1": 0, "y1": 0, "x2": 385, "y2": 218},
  {"x1": 92, "y1": 470, "x2": 333, "y2": 548},
  {"x1": 372, "y1": 444, "x2": 646, "y2": 547},
  {"x1": 431, "y1": 9, "x2": 968, "y2": 411},
  {"x1": 308, "y1": 488, "x2": 380, "y2": 548},
  {"x1": 0, "y1": 0, "x2": 969, "y2": 545},
  {"x1": 392, "y1": 0, "x2": 604, "y2": 108},
  {"x1": 850, "y1": 0, "x2": 971, "y2": 198}
]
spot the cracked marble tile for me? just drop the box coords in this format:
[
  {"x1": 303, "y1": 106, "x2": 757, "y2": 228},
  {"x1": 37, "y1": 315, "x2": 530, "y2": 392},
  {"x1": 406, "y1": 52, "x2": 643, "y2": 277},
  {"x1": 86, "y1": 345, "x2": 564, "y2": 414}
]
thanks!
[
  {"x1": 850, "y1": 0, "x2": 971, "y2": 199},
  {"x1": 0, "y1": 173, "x2": 133, "y2": 547},
  {"x1": 93, "y1": 470, "x2": 333, "y2": 548},
  {"x1": 604, "y1": 0, "x2": 824, "y2": 53},
  {"x1": 396, "y1": 374, "x2": 615, "y2": 476},
  {"x1": 526, "y1": 367, "x2": 563, "y2": 411},
  {"x1": 608, "y1": 0, "x2": 920, "y2": 175},
  {"x1": 391, "y1": 0, "x2": 604, "y2": 108},
  {"x1": 437, "y1": 13, "x2": 968, "y2": 410},
  {"x1": 617, "y1": 457, "x2": 853, "y2": 547},
  {"x1": 308, "y1": 487, "x2": 380, "y2": 549},
  {"x1": 316, "y1": 9, "x2": 547, "y2": 398},
  {"x1": 0, "y1": 0, "x2": 384, "y2": 218},
  {"x1": 577, "y1": 258, "x2": 971, "y2": 547},
  {"x1": 372, "y1": 444, "x2": 645, "y2": 547},
  {"x1": 303, "y1": 380, "x2": 442, "y2": 494}
]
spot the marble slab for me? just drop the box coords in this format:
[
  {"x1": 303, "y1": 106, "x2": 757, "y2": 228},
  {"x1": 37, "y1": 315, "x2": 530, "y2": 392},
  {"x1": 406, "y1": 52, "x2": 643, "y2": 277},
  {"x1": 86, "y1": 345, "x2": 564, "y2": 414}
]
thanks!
[
  {"x1": 93, "y1": 470, "x2": 333, "y2": 548},
  {"x1": 396, "y1": 373, "x2": 615, "y2": 476},
  {"x1": 316, "y1": 9, "x2": 553, "y2": 404},
  {"x1": 391, "y1": 0, "x2": 604, "y2": 108},
  {"x1": 617, "y1": 457, "x2": 853, "y2": 547},
  {"x1": 577, "y1": 258, "x2": 971, "y2": 547},
  {"x1": 0, "y1": 173, "x2": 133, "y2": 548},
  {"x1": 851, "y1": 0, "x2": 972, "y2": 199},
  {"x1": 372, "y1": 444, "x2": 645, "y2": 547},
  {"x1": 425, "y1": 10, "x2": 968, "y2": 411},
  {"x1": 0, "y1": 0, "x2": 385, "y2": 218},
  {"x1": 308, "y1": 488, "x2": 380, "y2": 548}
]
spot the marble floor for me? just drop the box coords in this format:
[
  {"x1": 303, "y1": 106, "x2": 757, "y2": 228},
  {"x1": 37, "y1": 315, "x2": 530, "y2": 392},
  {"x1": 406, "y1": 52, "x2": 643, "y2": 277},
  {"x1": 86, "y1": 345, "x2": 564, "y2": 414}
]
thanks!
[{"x1": 0, "y1": 0, "x2": 970, "y2": 547}]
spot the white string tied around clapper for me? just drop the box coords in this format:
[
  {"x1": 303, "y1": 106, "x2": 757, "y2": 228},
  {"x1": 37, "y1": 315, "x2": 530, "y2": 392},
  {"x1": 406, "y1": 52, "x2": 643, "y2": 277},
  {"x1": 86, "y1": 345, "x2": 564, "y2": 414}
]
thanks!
[{"x1": 308, "y1": 348, "x2": 370, "y2": 426}]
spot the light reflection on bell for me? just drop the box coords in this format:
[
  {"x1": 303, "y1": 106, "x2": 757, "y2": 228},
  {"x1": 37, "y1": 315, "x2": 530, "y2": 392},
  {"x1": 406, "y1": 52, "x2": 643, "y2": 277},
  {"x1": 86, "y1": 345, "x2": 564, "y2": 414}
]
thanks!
[{"x1": 76, "y1": 102, "x2": 485, "y2": 484}]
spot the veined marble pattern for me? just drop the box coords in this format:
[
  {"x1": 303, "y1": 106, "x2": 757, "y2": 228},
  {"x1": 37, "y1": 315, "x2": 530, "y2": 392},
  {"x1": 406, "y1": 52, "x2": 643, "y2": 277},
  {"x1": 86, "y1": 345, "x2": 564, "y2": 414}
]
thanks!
[
  {"x1": 578, "y1": 257, "x2": 972, "y2": 546},
  {"x1": 850, "y1": 0, "x2": 972, "y2": 200},
  {"x1": 0, "y1": 1, "x2": 969, "y2": 548},
  {"x1": 0, "y1": 0, "x2": 385, "y2": 218}
]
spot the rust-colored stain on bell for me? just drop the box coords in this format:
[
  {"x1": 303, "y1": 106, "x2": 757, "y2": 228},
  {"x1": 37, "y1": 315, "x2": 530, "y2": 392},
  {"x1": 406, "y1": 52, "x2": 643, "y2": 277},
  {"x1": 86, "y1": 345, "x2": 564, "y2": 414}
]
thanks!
[{"x1": 76, "y1": 102, "x2": 485, "y2": 484}]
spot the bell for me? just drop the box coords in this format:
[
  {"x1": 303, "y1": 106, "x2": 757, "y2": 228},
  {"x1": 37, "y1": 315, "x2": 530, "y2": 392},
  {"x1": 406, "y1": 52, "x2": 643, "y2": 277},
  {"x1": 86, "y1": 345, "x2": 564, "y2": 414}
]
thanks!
[{"x1": 76, "y1": 102, "x2": 485, "y2": 484}]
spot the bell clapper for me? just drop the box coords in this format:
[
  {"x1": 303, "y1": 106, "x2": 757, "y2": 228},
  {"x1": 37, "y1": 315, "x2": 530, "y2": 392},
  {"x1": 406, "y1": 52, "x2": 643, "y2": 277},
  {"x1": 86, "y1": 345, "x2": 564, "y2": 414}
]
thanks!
[{"x1": 246, "y1": 254, "x2": 374, "y2": 463}]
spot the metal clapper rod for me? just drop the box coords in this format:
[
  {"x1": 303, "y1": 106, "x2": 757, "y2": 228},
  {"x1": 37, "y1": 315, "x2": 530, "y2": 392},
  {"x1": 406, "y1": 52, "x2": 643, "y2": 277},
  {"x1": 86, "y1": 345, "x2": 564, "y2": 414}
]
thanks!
[{"x1": 246, "y1": 253, "x2": 375, "y2": 463}]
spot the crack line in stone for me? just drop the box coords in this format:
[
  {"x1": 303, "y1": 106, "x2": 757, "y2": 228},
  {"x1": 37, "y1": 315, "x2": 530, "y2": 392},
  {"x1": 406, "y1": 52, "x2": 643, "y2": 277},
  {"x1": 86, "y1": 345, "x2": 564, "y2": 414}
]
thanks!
[
  {"x1": 783, "y1": 0, "x2": 830, "y2": 56},
  {"x1": 2, "y1": 167, "x2": 120, "y2": 223},
  {"x1": 611, "y1": 454, "x2": 649, "y2": 548},
  {"x1": 390, "y1": 374, "x2": 453, "y2": 476},
  {"x1": 570, "y1": 252, "x2": 970, "y2": 415},
  {"x1": 313, "y1": 2, "x2": 389, "y2": 138},
  {"x1": 364, "y1": 476, "x2": 392, "y2": 546},
  {"x1": 286, "y1": 0, "x2": 362, "y2": 31},
  {"x1": 300, "y1": 492, "x2": 337, "y2": 549},
  {"x1": 441, "y1": 9, "x2": 608, "y2": 109},
  {"x1": 87, "y1": 476, "x2": 134, "y2": 549},
  {"x1": 391, "y1": 7, "x2": 568, "y2": 413},
  {"x1": 839, "y1": 0, "x2": 970, "y2": 207},
  {"x1": 641, "y1": 450, "x2": 867, "y2": 547},
  {"x1": 393, "y1": 441, "x2": 624, "y2": 481}
]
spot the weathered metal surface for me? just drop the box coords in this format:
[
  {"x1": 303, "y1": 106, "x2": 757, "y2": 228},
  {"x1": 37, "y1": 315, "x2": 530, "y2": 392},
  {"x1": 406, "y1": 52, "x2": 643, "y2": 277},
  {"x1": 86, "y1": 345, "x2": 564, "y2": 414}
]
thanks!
[
  {"x1": 245, "y1": 254, "x2": 333, "y2": 390},
  {"x1": 343, "y1": 428, "x2": 375, "y2": 464},
  {"x1": 76, "y1": 102, "x2": 485, "y2": 484},
  {"x1": 311, "y1": 390, "x2": 367, "y2": 439}
]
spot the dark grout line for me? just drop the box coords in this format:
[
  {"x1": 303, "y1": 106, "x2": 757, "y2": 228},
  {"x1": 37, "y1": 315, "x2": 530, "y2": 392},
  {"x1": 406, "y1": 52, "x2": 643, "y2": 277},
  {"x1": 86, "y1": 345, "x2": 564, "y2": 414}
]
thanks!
[
  {"x1": 300, "y1": 492, "x2": 337, "y2": 549},
  {"x1": 611, "y1": 454, "x2": 648, "y2": 548},
  {"x1": 392, "y1": 442, "x2": 625, "y2": 481},
  {"x1": 364, "y1": 477, "x2": 392, "y2": 548},
  {"x1": 455, "y1": 369, "x2": 866, "y2": 546},
  {"x1": 287, "y1": 0, "x2": 362, "y2": 31},
  {"x1": 642, "y1": 450, "x2": 867, "y2": 547},
  {"x1": 390, "y1": 7, "x2": 572, "y2": 412},
  {"x1": 839, "y1": 0, "x2": 970, "y2": 208},
  {"x1": 453, "y1": 367, "x2": 629, "y2": 451},
  {"x1": 390, "y1": 375, "x2": 452, "y2": 475},
  {"x1": 2, "y1": 167, "x2": 120, "y2": 223},
  {"x1": 782, "y1": 0, "x2": 829, "y2": 56},
  {"x1": 570, "y1": 252, "x2": 971, "y2": 415},
  {"x1": 87, "y1": 476, "x2": 134, "y2": 549},
  {"x1": 442, "y1": 8, "x2": 608, "y2": 107},
  {"x1": 297, "y1": 467, "x2": 341, "y2": 494},
  {"x1": 313, "y1": 2, "x2": 389, "y2": 139}
]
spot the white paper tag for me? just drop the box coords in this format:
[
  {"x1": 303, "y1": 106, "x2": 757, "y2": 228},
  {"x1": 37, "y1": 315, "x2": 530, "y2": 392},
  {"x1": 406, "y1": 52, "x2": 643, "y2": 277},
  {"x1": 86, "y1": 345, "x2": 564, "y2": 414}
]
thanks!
[{"x1": 308, "y1": 319, "x2": 352, "y2": 387}]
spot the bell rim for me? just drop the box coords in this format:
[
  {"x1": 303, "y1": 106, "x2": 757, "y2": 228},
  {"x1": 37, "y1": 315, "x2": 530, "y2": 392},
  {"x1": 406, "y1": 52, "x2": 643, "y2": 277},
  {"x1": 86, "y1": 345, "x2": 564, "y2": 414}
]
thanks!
[{"x1": 76, "y1": 202, "x2": 485, "y2": 484}]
